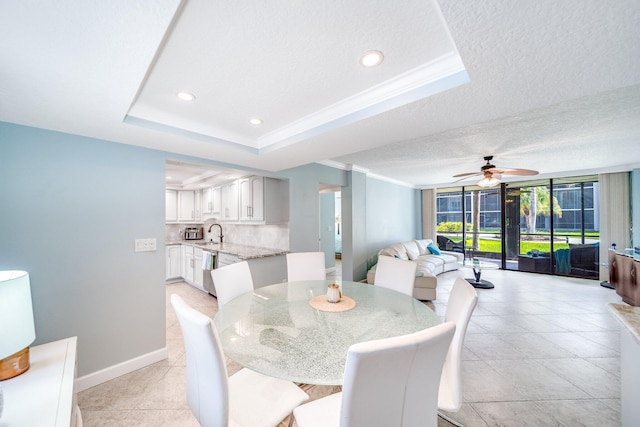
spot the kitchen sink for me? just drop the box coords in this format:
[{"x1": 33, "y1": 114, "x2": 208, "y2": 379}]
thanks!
[{"x1": 197, "y1": 242, "x2": 219, "y2": 247}]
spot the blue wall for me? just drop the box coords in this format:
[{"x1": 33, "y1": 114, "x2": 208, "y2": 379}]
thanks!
[
  {"x1": 0, "y1": 122, "x2": 167, "y2": 376},
  {"x1": 320, "y1": 192, "x2": 336, "y2": 270},
  {"x1": 0, "y1": 122, "x2": 423, "y2": 378},
  {"x1": 365, "y1": 176, "x2": 422, "y2": 267},
  {"x1": 280, "y1": 164, "x2": 422, "y2": 281}
]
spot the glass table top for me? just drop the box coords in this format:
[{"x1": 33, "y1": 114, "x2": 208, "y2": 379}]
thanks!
[{"x1": 214, "y1": 280, "x2": 440, "y2": 385}]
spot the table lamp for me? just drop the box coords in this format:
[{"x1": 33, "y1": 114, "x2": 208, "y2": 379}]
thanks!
[{"x1": 0, "y1": 271, "x2": 36, "y2": 381}]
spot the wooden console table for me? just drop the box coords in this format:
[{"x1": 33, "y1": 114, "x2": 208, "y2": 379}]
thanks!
[
  {"x1": 1, "y1": 337, "x2": 79, "y2": 426},
  {"x1": 609, "y1": 250, "x2": 640, "y2": 306}
]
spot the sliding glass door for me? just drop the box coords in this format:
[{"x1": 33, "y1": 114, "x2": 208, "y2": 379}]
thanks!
[
  {"x1": 465, "y1": 187, "x2": 501, "y2": 262},
  {"x1": 551, "y1": 178, "x2": 600, "y2": 278},
  {"x1": 505, "y1": 181, "x2": 555, "y2": 273}
]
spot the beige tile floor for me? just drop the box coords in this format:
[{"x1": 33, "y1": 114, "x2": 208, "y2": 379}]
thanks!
[{"x1": 79, "y1": 262, "x2": 623, "y2": 426}]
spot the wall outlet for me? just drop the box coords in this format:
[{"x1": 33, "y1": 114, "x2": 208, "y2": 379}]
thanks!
[{"x1": 135, "y1": 238, "x2": 157, "y2": 252}]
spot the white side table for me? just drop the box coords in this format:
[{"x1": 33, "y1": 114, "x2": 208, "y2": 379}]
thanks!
[{"x1": 1, "y1": 337, "x2": 79, "y2": 426}]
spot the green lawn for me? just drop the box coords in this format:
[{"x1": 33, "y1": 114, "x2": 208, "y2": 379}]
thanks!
[{"x1": 448, "y1": 238, "x2": 572, "y2": 254}]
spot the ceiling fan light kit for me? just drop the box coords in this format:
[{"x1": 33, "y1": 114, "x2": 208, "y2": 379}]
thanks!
[{"x1": 477, "y1": 175, "x2": 500, "y2": 188}]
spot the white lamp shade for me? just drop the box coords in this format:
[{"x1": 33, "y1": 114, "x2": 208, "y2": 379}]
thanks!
[{"x1": 0, "y1": 271, "x2": 36, "y2": 359}]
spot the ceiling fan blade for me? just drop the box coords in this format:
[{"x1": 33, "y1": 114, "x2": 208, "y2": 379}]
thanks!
[
  {"x1": 452, "y1": 171, "x2": 482, "y2": 178},
  {"x1": 499, "y1": 168, "x2": 539, "y2": 176},
  {"x1": 452, "y1": 174, "x2": 483, "y2": 183}
]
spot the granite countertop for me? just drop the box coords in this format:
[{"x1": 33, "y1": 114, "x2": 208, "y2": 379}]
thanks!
[
  {"x1": 165, "y1": 240, "x2": 287, "y2": 260},
  {"x1": 609, "y1": 303, "x2": 640, "y2": 344}
]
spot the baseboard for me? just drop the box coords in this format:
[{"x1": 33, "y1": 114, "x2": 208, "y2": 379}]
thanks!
[{"x1": 75, "y1": 346, "x2": 168, "y2": 392}]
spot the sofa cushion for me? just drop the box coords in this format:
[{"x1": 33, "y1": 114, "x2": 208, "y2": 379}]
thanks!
[
  {"x1": 380, "y1": 243, "x2": 409, "y2": 260},
  {"x1": 416, "y1": 256, "x2": 445, "y2": 275},
  {"x1": 415, "y1": 239, "x2": 434, "y2": 255},
  {"x1": 401, "y1": 241, "x2": 420, "y2": 260}
]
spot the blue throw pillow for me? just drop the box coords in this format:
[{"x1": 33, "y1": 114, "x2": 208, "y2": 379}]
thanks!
[{"x1": 427, "y1": 242, "x2": 441, "y2": 255}]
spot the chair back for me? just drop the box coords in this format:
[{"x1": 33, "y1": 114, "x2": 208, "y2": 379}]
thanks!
[
  {"x1": 210, "y1": 261, "x2": 253, "y2": 307},
  {"x1": 439, "y1": 277, "x2": 478, "y2": 412},
  {"x1": 340, "y1": 322, "x2": 456, "y2": 427},
  {"x1": 170, "y1": 294, "x2": 228, "y2": 427},
  {"x1": 286, "y1": 252, "x2": 326, "y2": 282},
  {"x1": 373, "y1": 255, "x2": 417, "y2": 297}
]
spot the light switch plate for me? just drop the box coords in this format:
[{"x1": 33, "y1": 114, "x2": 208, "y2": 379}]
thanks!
[{"x1": 135, "y1": 238, "x2": 157, "y2": 252}]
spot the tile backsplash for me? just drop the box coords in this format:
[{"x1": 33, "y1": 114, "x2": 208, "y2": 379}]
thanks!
[{"x1": 166, "y1": 223, "x2": 289, "y2": 251}]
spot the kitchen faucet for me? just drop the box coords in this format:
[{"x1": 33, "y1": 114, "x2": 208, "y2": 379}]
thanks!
[{"x1": 208, "y1": 223, "x2": 224, "y2": 243}]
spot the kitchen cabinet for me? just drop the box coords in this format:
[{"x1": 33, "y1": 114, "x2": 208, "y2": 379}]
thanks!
[
  {"x1": 239, "y1": 176, "x2": 264, "y2": 221},
  {"x1": 234, "y1": 176, "x2": 289, "y2": 224},
  {"x1": 165, "y1": 190, "x2": 178, "y2": 222},
  {"x1": 202, "y1": 187, "x2": 213, "y2": 214},
  {"x1": 183, "y1": 245, "x2": 194, "y2": 283},
  {"x1": 194, "y1": 247, "x2": 204, "y2": 289},
  {"x1": 216, "y1": 251, "x2": 287, "y2": 288},
  {"x1": 166, "y1": 190, "x2": 202, "y2": 223},
  {"x1": 217, "y1": 251, "x2": 242, "y2": 267},
  {"x1": 181, "y1": 244, "x2": 204, "y2": 290},
  {"x1": 220, "y1": 181, "x2": 239, "y2": 221},
  {"x1": 166, "y1": 245, "x2": 181, "y2": 280},
  {"x1": 202, "y1": 186, "x2": 221, "y2": 220},
  {"x1": 194, "y1": 190, "x2": 202, "y2": 222},
  {"x1": 246, "y1": 254, "x2": 287, "y2": 288},
  {"x1": 178, "y1": 191, "x2": 196, "y2": 222},
  {"x1": 212, "y1": 186, "x2": 221, "y2": 215}
]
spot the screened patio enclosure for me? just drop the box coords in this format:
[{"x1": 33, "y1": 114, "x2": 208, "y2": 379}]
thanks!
[{"x1": 436, "y1": 176, "x2": 600, "y2": 279}]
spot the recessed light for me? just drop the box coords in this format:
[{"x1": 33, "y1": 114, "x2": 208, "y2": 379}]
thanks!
[
  {"x1": 360, "y1": 50, "x2": 384, "y2": 67},
  {"x1": 177, "y1": 92, "x2": 196, "y2": 101},
  {"x1": 249, "y1": 118, "x2": 263, "y2": 125}
]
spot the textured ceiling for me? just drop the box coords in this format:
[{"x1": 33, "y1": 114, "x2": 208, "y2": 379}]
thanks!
[{"x1": 1, "y1": 0, "x2": 639, "y2": 188}]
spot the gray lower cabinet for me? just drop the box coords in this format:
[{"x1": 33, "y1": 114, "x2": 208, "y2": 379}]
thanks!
[{"x1": 210, "y1": 253, "x2": 287, "y2": 291}]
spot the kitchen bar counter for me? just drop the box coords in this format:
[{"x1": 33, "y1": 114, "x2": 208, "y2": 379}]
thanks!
[
  {"x1": 165, "y1": 240, "x2": 288, "y2": 260},
  {"x1": 609, "y1": 303, "x2": 640, "y2": 343},
  {"x1": 609, "y1": 303, "x2": 640, "y2": 426}
]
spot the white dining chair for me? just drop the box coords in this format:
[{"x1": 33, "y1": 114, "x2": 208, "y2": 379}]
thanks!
[
  {"x1": 286, "y1": 252, "x2": 326, "y2": 281},
  {"x1": 210, "y1": 261, "x2": 254, "y2": 307},
  {"x1": 438, "y1": 277, "x2": 478, "y2": 427},
  {"x1": 293, "y1": 321, "x2": 456, "y2": 427},
  {"x1": 170, "y1": 294, "x2": 309, "y2": 427},
  {"x1": 373, "y1": 255, "x2": 417, "y2": 297}
]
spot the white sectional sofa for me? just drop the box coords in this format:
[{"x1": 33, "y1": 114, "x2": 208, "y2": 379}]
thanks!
[{"x1": 366, "y1": 239, "x2": 464, "y2": 301}]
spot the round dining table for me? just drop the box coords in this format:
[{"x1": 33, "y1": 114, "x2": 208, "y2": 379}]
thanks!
[{"x1": 213, "y1": 280, "x2": 441, "y2": 386}]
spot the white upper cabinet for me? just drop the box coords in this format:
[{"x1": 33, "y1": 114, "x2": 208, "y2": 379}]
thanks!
[
  {"x1": 202, "y1": 186, "x2": 221, "y2": 220},
  {"x1": 166, "y1": 176, "x2": 287, "y2": 224},
  {"x1": 239, "y1": 176, "x2": 264, "y2": 222},
  {"x1": 220, "y1": 180, "x2": 239, "y2": 221},
  {"x1": 178, "y1": 190, "x2": 196, "y2": 222},
  {"x1": 212, "y1": 186, "x2": 221, "y2": 215},
  {"x1": 202, "y1": 187, "x2": 212, "y2": 214},
  {"x1": 194, "y1": 190, "x2": 202, "y2": 222},
  {"x1": 166, "y1": 190, "x2": 178, "y2": 222},
  {"x1": 238, "y1": 176, "x2": 288, "y2": 224}
]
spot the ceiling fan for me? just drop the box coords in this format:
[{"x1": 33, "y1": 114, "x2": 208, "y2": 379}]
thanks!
[{"x1": 453, "y1": 155, "x2": 539, "y2": 188}]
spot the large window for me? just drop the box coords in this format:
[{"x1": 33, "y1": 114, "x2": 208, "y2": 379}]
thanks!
[{"x1": 435, "y1": 176, "x2": 600, "y2": 278}]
